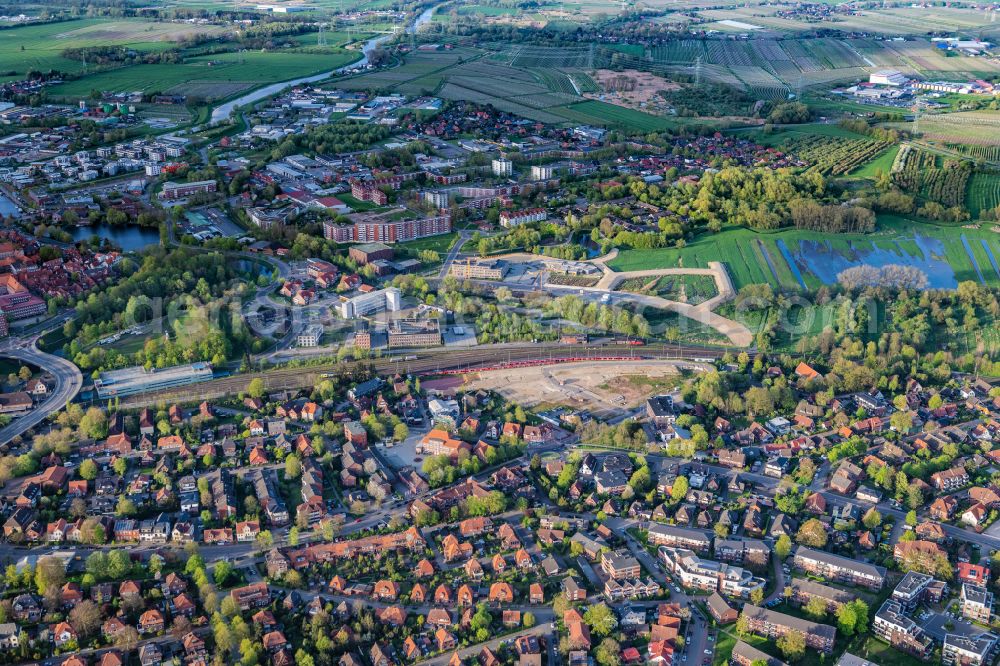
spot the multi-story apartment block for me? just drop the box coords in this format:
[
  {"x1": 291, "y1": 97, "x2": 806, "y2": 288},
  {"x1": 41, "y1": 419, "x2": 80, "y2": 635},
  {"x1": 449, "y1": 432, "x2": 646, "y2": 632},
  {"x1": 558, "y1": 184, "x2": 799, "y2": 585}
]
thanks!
[
  {"x1": 962, "y1": 583, "x2": 994, "y2": 623},
  {"x1": 789, "y1": 579, "x2": 855, "y2": 613},
  {"x1": 792, "y1": 546, "x2": 886, "y2": 590},
  {"x1": 942, "y1": 634, "x2": 998, "y2": 666},
  {"x1": 324, "y1": 211, "x2": 451, "y2": 244},
  {"x1": 873, "y1": 600, "x2": 933, "y2": 659},
  {"x1": 646, "y1": 524, "x2": 711, "y2": 552},
  {"x1": 741, "y1": 605, "x2": 836, "y2": 653},
  {"x1": 931, "y1": 465, "x2": 970, "y2": 492},
  {"x1": 160, "y1": 180, "x2": 217, "y2": 200},
  {"x1": 891, "y1": 571, "x2": 946, "y2": 612},
  {"x1": 499, "y1": 208, "x2": 546, "y2": 228},
  {"x1": 601, "y1": 550, "x2": 641, "y2": 580},
  {"x1": 658, "y1": 547, "x2": 765, "y2": 599}
]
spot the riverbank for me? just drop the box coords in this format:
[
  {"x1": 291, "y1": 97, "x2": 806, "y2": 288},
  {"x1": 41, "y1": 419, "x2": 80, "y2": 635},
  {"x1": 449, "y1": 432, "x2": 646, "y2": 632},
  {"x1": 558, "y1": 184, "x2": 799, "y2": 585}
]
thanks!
[{"x1": 208, "y1": 4, "x2": 440, "y2": 123}]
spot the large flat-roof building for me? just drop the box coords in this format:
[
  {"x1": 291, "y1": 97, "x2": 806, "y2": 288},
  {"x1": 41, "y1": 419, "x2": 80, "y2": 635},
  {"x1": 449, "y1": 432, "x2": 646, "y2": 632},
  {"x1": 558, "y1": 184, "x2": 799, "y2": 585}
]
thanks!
[
  {"x1": 339, "y1": 287, "x2": 401, "y2": 319},
  {"x1": 448, "y1": 259, "x2": 508, "y2": 280},
  {"x1": 94, "y1": 362, "x2": 213, "y2": 398},
  {"x1": 161, "y1": 180, "x2": 217, "y2": 200},
  {"x1": 387, "y1": 318, "x2": 441, "y2": 348},
  {"x1": 869, "y1": 69, "x2": 907, "y2": 86}
]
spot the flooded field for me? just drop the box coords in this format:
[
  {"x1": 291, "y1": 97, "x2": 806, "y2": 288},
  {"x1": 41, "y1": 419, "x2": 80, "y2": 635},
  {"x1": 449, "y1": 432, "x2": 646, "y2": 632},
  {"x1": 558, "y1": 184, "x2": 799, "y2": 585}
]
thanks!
[
  {"x1": 782, "y1": 233, "x2": 961, "y2": 290},
  {"x1": 610, "y1": 217, "x2": 1000, "y2": 292}
]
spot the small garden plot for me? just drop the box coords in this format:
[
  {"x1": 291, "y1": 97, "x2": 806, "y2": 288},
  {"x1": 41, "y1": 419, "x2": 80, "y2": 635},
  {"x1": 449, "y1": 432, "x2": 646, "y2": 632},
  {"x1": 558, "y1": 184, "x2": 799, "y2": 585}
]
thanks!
[{"x1": 654, "y1": 275, "x2": 719, "y2": 305}]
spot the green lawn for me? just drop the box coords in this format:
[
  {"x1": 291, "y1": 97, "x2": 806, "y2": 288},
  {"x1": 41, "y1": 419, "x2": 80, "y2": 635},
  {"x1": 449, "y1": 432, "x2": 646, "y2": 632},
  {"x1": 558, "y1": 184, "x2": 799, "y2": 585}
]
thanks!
[
  {"x1": 857, "y1": 636, "x2": 927, "y2": 666},
  {"x1": 399, "y1": 232, "x2": 459, "y2": 255},
  {"x1": 848, "y1": 144, "x2": 900, "y2": 179}
]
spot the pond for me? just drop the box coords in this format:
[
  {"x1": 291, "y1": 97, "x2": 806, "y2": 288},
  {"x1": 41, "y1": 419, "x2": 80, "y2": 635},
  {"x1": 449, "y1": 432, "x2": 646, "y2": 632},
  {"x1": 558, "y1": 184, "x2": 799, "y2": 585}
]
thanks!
[
  {"x1": 68, "y1": 223, "x2": 161, "y2": 252},
  {"x1": 0, "y1": 194, "x2": 21, "y2": 219},
  {"x1": 784, "y1": 233, "x2": 959, "y2": 290}
]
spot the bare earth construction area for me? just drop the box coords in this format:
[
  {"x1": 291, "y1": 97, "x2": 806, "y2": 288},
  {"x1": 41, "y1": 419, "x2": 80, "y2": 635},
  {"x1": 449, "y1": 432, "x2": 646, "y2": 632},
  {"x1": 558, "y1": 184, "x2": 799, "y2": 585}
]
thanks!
[{"x1": 461, "y1": 359, "x2": 702, "y2": 419}]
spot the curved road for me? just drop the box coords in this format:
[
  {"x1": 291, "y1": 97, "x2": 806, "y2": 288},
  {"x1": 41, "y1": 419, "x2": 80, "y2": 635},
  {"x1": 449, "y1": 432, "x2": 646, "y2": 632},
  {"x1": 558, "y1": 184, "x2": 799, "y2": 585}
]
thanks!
[{"x1": 0, "y1": 329, "x2": 83, "y2": 446}]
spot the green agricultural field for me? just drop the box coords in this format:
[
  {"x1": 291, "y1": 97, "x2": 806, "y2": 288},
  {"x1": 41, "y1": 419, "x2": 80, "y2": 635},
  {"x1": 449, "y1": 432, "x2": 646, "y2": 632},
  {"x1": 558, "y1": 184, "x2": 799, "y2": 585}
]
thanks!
[
  {"x1": 848, "y1": 144, "x2": 900, "y2": 179},
  {"x1": 0, "y1": 18, "x2": 230, "y2": 81},
  {"x1": 967, "y1": 173, "x2": 1000, "y2": 219},
  {"x1": 550, "y1": 100, "x2": 676, "y2": 132},
  {"x1": 48, "y1": 50, "x2": 358, "y2": 99}
]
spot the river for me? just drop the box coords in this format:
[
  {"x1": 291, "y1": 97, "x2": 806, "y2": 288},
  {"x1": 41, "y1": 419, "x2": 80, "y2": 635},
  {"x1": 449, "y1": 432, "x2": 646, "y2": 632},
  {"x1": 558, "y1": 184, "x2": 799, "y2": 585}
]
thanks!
[{"x1": 209, "y1": 4, "x2": 440, "y2": 123}]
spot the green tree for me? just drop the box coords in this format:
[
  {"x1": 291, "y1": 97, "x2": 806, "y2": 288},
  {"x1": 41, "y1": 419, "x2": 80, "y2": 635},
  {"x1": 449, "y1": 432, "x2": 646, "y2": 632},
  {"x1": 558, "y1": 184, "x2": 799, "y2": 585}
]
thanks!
[
  {"x1": 34, "y1": 557, "x2": 65, "y2": 595},
  {"x1": 584, "y1": 603, "x2": 617, "y2": 637},
  {"x1": 804, "y1": 596, "x2": 827, "y2": 620},
  {"x1": 670, "y1": 475, "x2": 689, "y2": 504},
  {"x1": 284, "y1": 454, "x2": 301, "y2": 479},
  {"x1": 795, "y1": 518, "x2": 828, "y2": 548},
  {"x1": 214, "y1": 561, "x2": 235, "y2": 587},
  {"x1": 774, "y1": 534, "x2": 792, "y2": 560},
  {"x1": 79, "y1": 459, "x2": 98, "y2": 481},
  {"x1": 862, "y1": 507, "x2": 882, "y2": 530},
  {"x1": 79, "y1": 406, "x2": 108, "y2": 439},
  {"x1": 247, "y1": 378, "x2": 265, "y2": 399},
  {"x1": 777, "y1": 630, "x2": 806, "y2": 661},
  {"x1": 594, "y1": 638, "x2": 621, "y2": 666}
]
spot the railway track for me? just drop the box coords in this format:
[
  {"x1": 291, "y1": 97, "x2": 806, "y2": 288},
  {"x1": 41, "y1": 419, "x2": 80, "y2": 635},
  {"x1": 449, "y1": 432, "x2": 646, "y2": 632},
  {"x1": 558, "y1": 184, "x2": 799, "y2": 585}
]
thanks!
[{"x1": 115, "y1": 342, "x2": 735, "y2": 408}]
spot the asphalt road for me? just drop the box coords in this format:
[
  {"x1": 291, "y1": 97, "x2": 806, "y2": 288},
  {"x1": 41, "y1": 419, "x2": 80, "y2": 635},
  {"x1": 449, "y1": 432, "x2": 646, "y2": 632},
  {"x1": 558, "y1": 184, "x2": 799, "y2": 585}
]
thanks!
[{"x1": 0, "y1": 324, "x2": 83, "y2": 447}]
